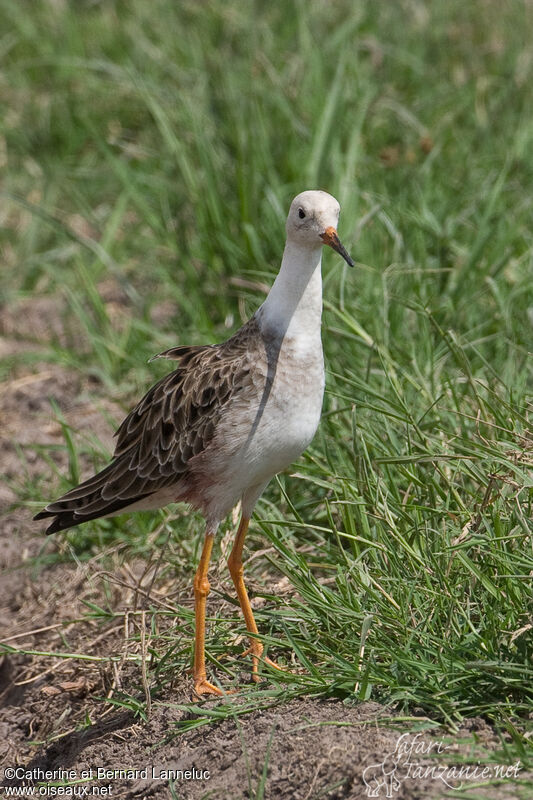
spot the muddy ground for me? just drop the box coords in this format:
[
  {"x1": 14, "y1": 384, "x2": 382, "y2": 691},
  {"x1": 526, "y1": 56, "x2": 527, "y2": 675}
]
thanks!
[{"x1": 0, "y1": 296, "x2": 529, "y2": 799}]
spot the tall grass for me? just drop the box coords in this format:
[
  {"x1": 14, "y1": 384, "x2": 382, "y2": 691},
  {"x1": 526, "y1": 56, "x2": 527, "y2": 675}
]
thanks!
[{"x1": 1, "y1": 0, "x2": 532, "y2": 763}]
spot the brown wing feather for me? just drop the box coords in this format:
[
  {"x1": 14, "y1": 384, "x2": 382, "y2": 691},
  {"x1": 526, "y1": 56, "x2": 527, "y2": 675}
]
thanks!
[
  {"x1": 34, "y1": 318, "x2": 261, "y2": 533},
  {"x1": 113, "y1": 325, "x2": 255, "y2": 468}
]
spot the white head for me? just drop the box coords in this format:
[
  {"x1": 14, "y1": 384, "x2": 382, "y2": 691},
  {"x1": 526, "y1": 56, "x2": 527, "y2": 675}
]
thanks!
[{"x1": 286, "y1": 190, "x2": 354, "y2": 266}]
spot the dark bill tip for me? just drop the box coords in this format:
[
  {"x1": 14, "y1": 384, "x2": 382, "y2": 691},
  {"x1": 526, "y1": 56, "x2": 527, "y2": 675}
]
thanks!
[{"x1": 320, "y1": 226, "x2": 355, "y2": 267}]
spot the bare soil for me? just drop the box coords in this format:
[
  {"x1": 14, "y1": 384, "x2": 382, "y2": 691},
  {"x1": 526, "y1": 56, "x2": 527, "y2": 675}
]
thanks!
[{"x1": 0, "y1": 298, "x2": 528, "y2": 800}]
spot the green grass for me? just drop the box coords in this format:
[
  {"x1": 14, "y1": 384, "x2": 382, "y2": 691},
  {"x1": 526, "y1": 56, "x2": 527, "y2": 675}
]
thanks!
[{"x1": 1, "y1": 0, "x2": 532, "y2": 773}]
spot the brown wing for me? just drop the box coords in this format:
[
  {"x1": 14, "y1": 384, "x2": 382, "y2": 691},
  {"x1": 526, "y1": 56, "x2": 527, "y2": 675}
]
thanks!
[
  {"x1": 112, "y1": 333, "x2": 254, "y2": 475},
  {"x1": 34, "y1": 318, "x2": 260, "y2": 533}
]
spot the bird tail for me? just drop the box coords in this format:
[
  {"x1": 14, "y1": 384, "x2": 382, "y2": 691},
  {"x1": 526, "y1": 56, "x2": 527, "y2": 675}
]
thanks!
[{"x1": 34, "y1": 459, "x2": 153, "y2": 535}]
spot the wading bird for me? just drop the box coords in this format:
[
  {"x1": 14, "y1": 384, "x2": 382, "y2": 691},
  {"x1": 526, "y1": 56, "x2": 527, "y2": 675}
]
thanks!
[{"x1": 35, "y1": 190, "x2": 354, "y2": 696}]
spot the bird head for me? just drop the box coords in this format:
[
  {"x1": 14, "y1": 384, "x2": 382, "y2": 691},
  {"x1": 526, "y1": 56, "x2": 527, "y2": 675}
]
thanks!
[{"x1": 286, "y1": 190, "x2": 354, "y2": 266}]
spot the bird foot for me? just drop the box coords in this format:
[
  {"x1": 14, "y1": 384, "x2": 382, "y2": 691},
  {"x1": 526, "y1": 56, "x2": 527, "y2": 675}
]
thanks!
[
  {"x1": 240, "y1": 646, "x2": 285, "y2": 680},
  {"x1": 193, "y1": 678, "x2": 227, "y2": 698},
  {"x1": 252, "y1": 655, "x2": 285, "y2": 681},
  {"x1": 264, "y1": 655, "x2": 284, "y2": 671}
]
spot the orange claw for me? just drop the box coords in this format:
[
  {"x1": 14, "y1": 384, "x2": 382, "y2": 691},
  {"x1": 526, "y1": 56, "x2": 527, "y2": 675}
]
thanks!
[
  {"x1": 262, "y1": 655, "x2": 284, "y2": 672},
  {"x1": 241, "y1": 643, "x2": 285, "y2": 681},
  {"x1": 193, "y1": 679, "x2": 226, "y2": 698}
]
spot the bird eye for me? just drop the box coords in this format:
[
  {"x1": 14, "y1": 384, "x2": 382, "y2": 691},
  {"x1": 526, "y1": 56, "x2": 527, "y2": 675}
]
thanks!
[{"x1": 298, "y1": 208, "x2": 306, "y2": 219}]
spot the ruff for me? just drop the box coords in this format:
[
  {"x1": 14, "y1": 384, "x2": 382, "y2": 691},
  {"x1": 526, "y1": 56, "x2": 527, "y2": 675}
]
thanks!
[{"x1": 35, "y1": 189, "x2": 354, "y2": 695}]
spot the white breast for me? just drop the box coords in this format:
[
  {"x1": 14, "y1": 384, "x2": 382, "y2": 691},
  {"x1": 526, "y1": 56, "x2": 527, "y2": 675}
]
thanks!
[
  {"x1": 225, "y1": 337, "x2": 323, "y2": 479},
  {"x1": 254, "y1": 336, "x2": 325, "y2": 472}
]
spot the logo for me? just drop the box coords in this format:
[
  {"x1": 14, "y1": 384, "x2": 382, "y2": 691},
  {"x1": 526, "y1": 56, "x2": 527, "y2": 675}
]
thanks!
[
  {"x1": 362, "y1": 748, "x2": 407, "y2": 798},
  {"x1": 362, "y1": 733, "x2": 521, "y2": 797}
]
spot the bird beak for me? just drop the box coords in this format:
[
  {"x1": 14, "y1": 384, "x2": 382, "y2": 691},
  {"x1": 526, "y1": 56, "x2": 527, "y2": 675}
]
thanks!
[{"x1": 320, "y1": 226, "x2": 354, "y2": 267}]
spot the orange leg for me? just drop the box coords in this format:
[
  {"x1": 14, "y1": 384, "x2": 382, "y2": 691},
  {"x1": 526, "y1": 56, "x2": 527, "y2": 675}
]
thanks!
[
  {"x1": 228, "y1": 516, "x2": 282, "y2": 681},
  {"x1": 193, "y1": 531, "x2": 224, "y2": 697}
]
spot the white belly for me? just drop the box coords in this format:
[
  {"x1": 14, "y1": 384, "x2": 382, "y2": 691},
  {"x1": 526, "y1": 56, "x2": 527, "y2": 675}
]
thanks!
[
  {"x1": 200, "y1": 337, "x2": 325, "y2": 521},
  {"x1": 245, "y1": 359, "x2": 324, "y2": 477}
]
